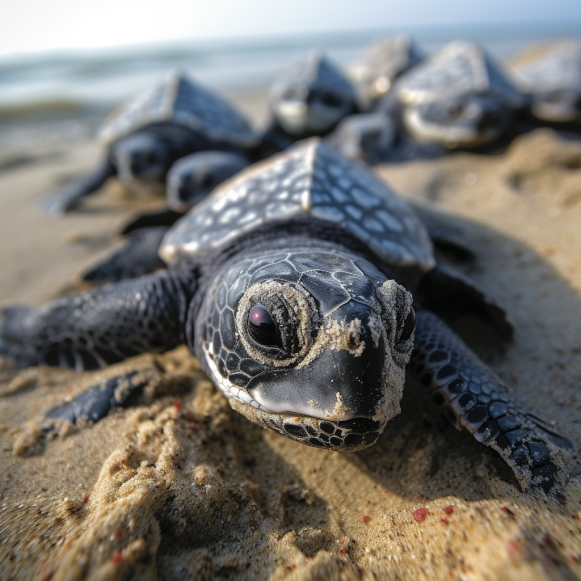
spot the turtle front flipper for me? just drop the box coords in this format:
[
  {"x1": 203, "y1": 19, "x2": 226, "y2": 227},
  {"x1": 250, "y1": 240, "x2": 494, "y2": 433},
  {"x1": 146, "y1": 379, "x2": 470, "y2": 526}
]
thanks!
[
  {"x1": 410, "y1": 310, "x2": 573, "y2": 493},
  {"x1": 82, "y1": 227, "x2": 169, "y2": 283},
  {"x1": 39, "y1": 156, "x2": 116, "y2": 216},
  {"x1": 0, "y1": 272, "x2": 188, "y2": 370},
  {"x1": 45, "y1": 370, "x2": 155, "y2": 424}
]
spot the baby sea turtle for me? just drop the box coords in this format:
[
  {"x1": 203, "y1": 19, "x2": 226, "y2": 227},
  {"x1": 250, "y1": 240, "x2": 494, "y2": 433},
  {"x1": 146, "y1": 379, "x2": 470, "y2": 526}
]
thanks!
[
  {"x1": 510, "y1": 41, "x2": 581, "y2": 123},
  {"x1": 347, "y1": 35, "x2": 425, "y2": 109},
  {"x1": 378, "y1": 41, "x2": 527, "y2": 148},
  {"x1": 258, "y1": 52, "x2": 357, "y2": 157},
  {"x1": 325, "y1": 113, "x2": 396, "y2": 164},
  {"x1": 80, "y1": 150, "x2": 250, "y2": 283},
  {"x1": 1, "y1": 140, "x2": 571, "y2": 493},
  {"x1": 41, "y1": 72, "x2": 256, "y2": 215}
]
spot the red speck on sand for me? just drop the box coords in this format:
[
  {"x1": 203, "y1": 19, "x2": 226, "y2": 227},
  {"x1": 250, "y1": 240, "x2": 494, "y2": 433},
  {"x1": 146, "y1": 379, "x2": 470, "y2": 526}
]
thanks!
[
  {"x1": 443, "y1": 505, "x2": 454, "y2": 515},
  {"x1": 507, "y1": 541, "x2": 522, "y2": 558},
  {"x1": 413, "y1": 508, "x2": 429, "y2": 522},
  {"x1": 559, "y1": 497, "x2": 566, "y2": 505},
  {"x1": 120, "y1": 459, "x2": 126, "y2": 465},
  {"x1": 341, "y1": 546, "x2": 348, "y2": 554},
  {"x1": 249, "y1": 520, "x2": 256, "y2": 527},
  {"x1": 542, "y1": 535, "x2": 552, "y2": 547},
  {"x1": 363, "y1": 515, "x2": 371, "y2": 523},
  {"x1": 188, "y1": 422, "x2": 196, "y2": 430},
  {"x1": 82, "y1": 496, "x2": 88, "y2": 504},
  {"x1": 573, "y1": 515, "x2": 580, "y2": 521},
  {"x1": 440, "y1": 518, "x2": 449, "y2": 525},
  {"x1": 173, "y1": 400, "x2": 182, "y2": 410},
  {"x1": 42, "y1": 574, "x2": 53, "y2": 581},
  {"x1": 111, "y1": 552, "x2": 123, "y2": 565},
  {"x1": 114, "y1": 530, "x2": 121, "y2": 539},
  {"x1": 66, "y1": 540, "x2": 73, "y2": 549},
  {"x1": 501, "y1": 507, "x2": 514, "y2": 516}
]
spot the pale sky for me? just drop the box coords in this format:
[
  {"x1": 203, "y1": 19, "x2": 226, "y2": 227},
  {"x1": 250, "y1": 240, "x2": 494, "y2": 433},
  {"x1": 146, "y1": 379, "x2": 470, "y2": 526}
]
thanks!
[{"x1": 2, "y1": 0, "x2": 581, "y2": 57}]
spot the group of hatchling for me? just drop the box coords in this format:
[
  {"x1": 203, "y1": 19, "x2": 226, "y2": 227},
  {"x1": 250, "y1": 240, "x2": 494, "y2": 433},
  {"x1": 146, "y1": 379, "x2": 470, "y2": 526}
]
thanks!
[{"x1": 2, "y1": 36, "x2": 580, "y2": 496}]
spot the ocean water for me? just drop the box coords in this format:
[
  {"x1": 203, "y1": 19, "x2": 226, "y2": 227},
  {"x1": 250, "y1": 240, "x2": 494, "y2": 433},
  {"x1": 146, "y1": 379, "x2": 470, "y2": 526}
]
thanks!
[
  {"x1": 2, "y1": 23, "x2": 581, "y2": 113},
  {"x1": 0, "y1": 22, "x2": 579, "y2": 152}
]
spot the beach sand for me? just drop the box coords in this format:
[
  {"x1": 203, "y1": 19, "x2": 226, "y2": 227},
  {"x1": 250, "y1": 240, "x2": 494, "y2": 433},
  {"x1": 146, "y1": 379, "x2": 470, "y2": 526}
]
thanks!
[{"x1": 1, "y1": 93, "x2": 581, "y2": 580}]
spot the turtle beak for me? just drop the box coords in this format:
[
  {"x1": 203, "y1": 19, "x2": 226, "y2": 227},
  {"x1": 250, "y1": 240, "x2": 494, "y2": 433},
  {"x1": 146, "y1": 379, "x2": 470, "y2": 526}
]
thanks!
[{"x1": 247, "y1": 300, "x2": 392, "y2": 422}]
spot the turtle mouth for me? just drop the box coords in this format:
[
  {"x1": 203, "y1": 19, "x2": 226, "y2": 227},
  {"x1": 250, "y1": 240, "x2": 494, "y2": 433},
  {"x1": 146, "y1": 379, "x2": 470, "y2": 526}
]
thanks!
[{"x1": 229, "y1": 398, "x2": 382, "y2": 452}]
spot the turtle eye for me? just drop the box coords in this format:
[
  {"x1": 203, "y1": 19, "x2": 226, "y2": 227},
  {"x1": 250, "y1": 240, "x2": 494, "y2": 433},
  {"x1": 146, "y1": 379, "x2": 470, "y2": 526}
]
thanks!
[
  {"x1": 447, "y1": 104, "x2": 463, "y2": 118},
  {"x1": 399, "y1": 308, "x2": 416, "y2": 343},
  {"x1": 248, "y1": 305, "x2": 281, "y2": 346},
  {"x1": 321, "y1": 92, "x2": 342, "y2": 107},
  {"x1": 198, "y1": 173, "x2": 215, "y2": 189}
]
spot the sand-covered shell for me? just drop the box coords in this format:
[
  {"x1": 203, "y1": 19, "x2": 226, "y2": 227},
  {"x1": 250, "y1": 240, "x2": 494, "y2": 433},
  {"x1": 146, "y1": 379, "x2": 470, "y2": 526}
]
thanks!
[
  {"x1": 396, "y1": 41, "x2": 526, "y2": 109},
  {"x1": 98, "y1": 71, "x2": 257, "y2": 148},
  {"x1": 347, "y1": 35, "x2": 424, "y2": 101},
  {"x1": 160, "y1": 139, "x2": 434, "y2": 272}
]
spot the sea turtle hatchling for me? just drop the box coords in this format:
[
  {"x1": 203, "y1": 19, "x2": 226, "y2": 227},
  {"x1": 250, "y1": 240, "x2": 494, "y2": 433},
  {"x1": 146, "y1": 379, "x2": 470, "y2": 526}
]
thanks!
[
  {"x1": 40, "y1": 72, "x2": 257, "y2": 215},
  {"x1": 510, "y1": 41, "x2": 581, "y2": 124},
  {"x1": 80, "y1": 150, "x2": 250, "y2": 283},
  {"x1": 257, "y1": 52, "x2": 357, "y2": 157},
  {"x1": 1, "y1": 140, "x2": 572, "y2": 494},
  {"x1": 378, "y1": 40, "x2": 528, "y2": 149},
  {"x1": 346, "y1": 35, "x2": 425, "y2": 110}
]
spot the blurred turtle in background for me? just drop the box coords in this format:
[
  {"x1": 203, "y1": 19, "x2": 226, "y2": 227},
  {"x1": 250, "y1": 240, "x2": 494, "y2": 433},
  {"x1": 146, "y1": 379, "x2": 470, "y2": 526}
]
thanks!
[
  {"x1": 346, "y1": 35, "x2": 425, "y2": 110},
  {"x1": 41, "y1": 72, "x2": 257, "y2": 215},
  {"x1": 80, "y1": 150, "x2": 250, "y2": 283},
  {"x1": 325, "y1": 113, "x2": 396, "y2": 164},
  {"x1": 257, "y1": 51, "x2": 357, "y2": 157},
  {"x1": 510, "y1": 41, "x2": 581, "y2": 124},
  {"x1": 377, "y1": 41, "x2": 528, "y2": 150}
]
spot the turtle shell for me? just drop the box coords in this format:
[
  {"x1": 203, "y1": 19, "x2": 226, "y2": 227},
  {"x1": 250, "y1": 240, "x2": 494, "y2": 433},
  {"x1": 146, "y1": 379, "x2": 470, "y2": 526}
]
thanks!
[
  {"x1": 160, "y1": 139, "x2": 434, "y2": 272},
  {"x1": 396, "y1": 41, "x2": 526, "y2": 109},
  {"x1": 347, "y1": 35, "x2": 424, "y2": 98},
  {"x1": 98, "y1": 71, "x2": 257, "y2": 148},
  {"x1": 511, "y1": 41, "x2": 581, "y2": 93},
  {"x1": 270, "y1": 51, "x2": 355, "y2": 106}
]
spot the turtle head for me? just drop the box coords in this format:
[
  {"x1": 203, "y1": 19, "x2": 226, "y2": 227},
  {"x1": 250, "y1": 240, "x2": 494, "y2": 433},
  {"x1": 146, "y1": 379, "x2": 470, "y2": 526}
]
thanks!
[
  {"x1": 115, "y1": 133, "x2": 170, "y2": 184},
  {"x1": 531, "y1": 89, "x2": 581, "y2": 123},
  {"x1": 166, "y1": 152, "x2": 249, "y2": 213},
  {"x1": 403, "y1": 93, "x2": 512, "y2": 148},
  {"x1": 194, "y1": 251, "x2": 415, "y2": 452},
  {"x1": 272, "y1": 52, "x2": 356, "y2": 136}
]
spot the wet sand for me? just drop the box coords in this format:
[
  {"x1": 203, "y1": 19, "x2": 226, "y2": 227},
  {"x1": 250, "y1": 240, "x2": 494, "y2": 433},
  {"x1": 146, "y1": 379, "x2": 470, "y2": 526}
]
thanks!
[{"x1": 1, "y1": 93, "x2": 581, "y2": 580}]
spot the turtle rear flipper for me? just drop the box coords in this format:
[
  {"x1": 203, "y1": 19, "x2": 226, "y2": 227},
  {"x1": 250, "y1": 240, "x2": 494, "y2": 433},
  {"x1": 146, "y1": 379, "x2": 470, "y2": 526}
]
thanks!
[
  {"x1": 410, "y1": 204, "x2": 475, "y2": 261},
  {"x1": 0, "y1": 272, "x2": 188, "y2": 371},
  {"x1": 411, "y1": 310, "x2": 573, "y2": 493},
  {"x1": 417, "y1": 264, "x2": 514, "y2": 341},
  {"x1": 40, "y1": 156, "x2": 116, "y2": 216},
  {"x1": 82, "y1": 227, "x2": 169, "y2": 283}
]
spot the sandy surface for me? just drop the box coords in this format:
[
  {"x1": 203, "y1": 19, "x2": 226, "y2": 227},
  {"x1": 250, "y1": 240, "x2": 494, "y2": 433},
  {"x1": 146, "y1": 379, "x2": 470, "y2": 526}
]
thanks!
[{"x1": 1, "y1": 92, "x2": 581, "y2": 580}]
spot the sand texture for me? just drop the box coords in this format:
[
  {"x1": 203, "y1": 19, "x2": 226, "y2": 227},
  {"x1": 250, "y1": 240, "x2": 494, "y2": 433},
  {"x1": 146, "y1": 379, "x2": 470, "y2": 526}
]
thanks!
[{"x1": 1, "y1": 103, "x2": 581, "y2": 580}]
